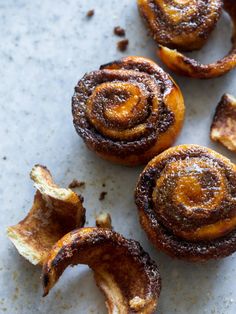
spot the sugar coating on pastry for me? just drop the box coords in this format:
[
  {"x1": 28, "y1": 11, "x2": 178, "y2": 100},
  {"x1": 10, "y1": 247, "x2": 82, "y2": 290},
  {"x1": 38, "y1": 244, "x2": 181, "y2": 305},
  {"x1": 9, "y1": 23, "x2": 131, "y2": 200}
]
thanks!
[
  {"x1": 72, "y1": 56, "x2": 185, "y2": 166},
  {"x1": 135, "y1": 144, "x2": 236, "y2": 261}
]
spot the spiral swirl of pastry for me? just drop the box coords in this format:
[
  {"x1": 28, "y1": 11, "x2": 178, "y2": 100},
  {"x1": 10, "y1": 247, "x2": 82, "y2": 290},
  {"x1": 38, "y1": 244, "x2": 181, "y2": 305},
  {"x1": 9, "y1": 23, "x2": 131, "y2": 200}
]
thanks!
[
  {"x1": 137, "y1": 0, "x2": 222, "y2": 51},
  {"x1": 72, "y1": 56, "x2": 185, "y2": 166},
  {"x1": 156, "y1": 0, "x2": 236, "y2": 78},
  {"x1": 135, "y1": 145, "x2": 236, "y2": 261}
]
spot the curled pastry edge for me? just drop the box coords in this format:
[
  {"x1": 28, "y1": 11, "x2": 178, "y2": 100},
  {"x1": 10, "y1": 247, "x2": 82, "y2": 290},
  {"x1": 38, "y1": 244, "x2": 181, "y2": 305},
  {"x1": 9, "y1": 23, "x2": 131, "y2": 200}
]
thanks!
[
  {"x1": 157, "y1": 45, "x2": 236, "y2": 79},
  {"x1": 42, "y1": 227, "x2": 161, "y2": 314},
  {"x1": 7, "y1": 165, "x2": 85, "y2": 266}
]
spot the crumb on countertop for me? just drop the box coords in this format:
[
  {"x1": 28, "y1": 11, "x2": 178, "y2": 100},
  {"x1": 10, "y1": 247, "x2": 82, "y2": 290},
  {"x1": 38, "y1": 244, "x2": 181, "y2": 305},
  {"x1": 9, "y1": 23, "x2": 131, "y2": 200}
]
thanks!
[
  {"x1": 114, "y1": 26, "x2": 125, "y2": 37},
  {"x1": 99, "y1": 191, "x2": 107, "y2": 201},
  {"x1": 117, "y1": 39, "x2": 129, "y2": 52},
  {"x1": 87, "y1": 9, "x2": 94, "y2": 17},
  {"x1": 96, "y1": 212, "x2": 112, "y2": 229},
  {"x1": 68, "y1": 180, "x2": 85, "y2": 189}
]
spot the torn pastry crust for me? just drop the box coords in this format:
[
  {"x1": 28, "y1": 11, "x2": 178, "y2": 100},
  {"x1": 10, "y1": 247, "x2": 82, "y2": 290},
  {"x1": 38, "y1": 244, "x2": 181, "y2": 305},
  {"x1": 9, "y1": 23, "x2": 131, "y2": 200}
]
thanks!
[
  {"x1": 72, "y1": 56, "x2": 185, "y2": 166},
  {"x1": 211, "y1": 94, "x2": 236, "y2": 152},
  {"x1": 7, "y1": 165, "x2": 85, "y2": 266},
  {"x1": 135, "y1": 145, "x2": 236, "y2": 261},
  {"x1": 42, "y1": 227, "x2": 161, "y2": 314},
  {"x1": 157, "y1": 0, "x2": 236, "y2": 78}
]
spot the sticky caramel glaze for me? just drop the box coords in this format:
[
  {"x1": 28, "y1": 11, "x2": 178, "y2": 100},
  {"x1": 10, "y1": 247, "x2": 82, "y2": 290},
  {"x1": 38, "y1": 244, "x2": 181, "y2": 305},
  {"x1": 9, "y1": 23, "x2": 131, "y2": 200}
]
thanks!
[
  {"x1": 72, "y1": 56, "x2": 185, "y2": 166},
  {"x1": 157, "y1": 0, "x2": 236, "y2": 78},
  {"x1": 137, "y1": 0, "x2": 222, "y2": 51},
  {"x1": 135, "y1": 145, "x2": 236, "y2": 261},
  {"x1": 42, "y1": 228, "x2": 161, "y2": 314}
]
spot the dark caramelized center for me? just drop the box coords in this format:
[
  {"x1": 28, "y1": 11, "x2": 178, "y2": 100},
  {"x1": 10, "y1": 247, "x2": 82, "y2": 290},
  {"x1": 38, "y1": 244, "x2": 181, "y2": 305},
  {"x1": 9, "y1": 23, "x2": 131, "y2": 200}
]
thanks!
[{"x1": 152, "y1": 157, "x2": 236, "y2": 241}]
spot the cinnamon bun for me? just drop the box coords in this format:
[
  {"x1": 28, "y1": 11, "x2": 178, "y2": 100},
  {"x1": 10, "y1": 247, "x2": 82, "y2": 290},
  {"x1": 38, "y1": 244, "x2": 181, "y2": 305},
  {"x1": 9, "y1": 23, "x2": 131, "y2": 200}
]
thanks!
[
  {"x1": 135, "y1": 144, "x2": 236, "y2": 261},
  {"x1": 72, "y1": 56, "x2": 185, "y2": 165}
]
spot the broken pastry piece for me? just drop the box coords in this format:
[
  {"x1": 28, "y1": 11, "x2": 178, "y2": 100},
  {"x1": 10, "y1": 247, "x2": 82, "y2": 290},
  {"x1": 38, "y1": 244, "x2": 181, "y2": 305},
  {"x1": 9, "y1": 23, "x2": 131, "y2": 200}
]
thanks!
[
  {"x1": 7, "y1": 165, "x2": 85, "y2": 266},
  {"x1": 42, "y1": 228, "x2": 161, "y2": 314},
  {"x1": 96, "y1": 212, "x2": 112, "y2": 229},
  {"x1": 211, "y1": 94, "x2": 236, "y2": 152}
]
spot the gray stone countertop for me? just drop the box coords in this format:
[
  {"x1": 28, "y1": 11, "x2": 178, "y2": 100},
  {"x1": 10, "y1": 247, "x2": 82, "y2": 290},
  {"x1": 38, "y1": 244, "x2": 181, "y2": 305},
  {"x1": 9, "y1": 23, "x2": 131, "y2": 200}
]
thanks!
[{"x1": 0, "y1": 1, "x2": 236, "y2": 313}]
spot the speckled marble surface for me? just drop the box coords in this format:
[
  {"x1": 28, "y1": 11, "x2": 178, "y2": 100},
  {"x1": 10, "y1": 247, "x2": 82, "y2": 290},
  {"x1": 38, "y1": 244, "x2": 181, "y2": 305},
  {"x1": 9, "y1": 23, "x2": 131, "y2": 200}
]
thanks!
[{"x1": 0, "y1": 1, "x2": 236, "y2": 313}]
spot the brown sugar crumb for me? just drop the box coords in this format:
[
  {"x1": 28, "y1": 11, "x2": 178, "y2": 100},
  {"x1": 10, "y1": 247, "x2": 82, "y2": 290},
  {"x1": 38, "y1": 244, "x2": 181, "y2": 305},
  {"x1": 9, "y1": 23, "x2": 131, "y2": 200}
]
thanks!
[
  {"x1": 86, "y1": 10, "x2": 94, "y2": 17},
  {"x1": 117, "y1": 39, "x2": 129, "y2": 52},
  {"x1": 68, "y1": 180, "x2": 85, "y2": 189},
  {"x1": 96, "y1": 212, "x2": 112, "y2": 229},
  {"x1": 99, "y1": 191, "x2": 107, "y2": 201},
  {"x1": 114, "y1": 26, "x2": 126, "y2": 37},
  {"x1": 210, "y1": 94, "x2": 236, "y2": 152}
]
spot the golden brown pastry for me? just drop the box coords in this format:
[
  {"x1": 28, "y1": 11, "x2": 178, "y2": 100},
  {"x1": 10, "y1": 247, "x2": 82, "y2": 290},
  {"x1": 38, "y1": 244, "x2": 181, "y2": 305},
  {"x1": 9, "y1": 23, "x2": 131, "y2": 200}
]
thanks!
[
  {"x1": 135, "y1": 145, "x2": 236, "y2": 261},
  {"x1": 137, "y1": 0, "x2": 222, "y2": 51},
  {"x1": 72, "y1": 56, "x2": 185, "y2": 166},
  {"x1": 7, "y1": 165, "x2": 85, "y2": 265},
  {"x1": 138, "y1": 0, "x2": 236, "y2": 79},
  {"x1": 42, "y1": 227, "x2": 161, "y2": 314},
  {"x1": 211, "y1": 94, "x2": 236, "y2": 152}
]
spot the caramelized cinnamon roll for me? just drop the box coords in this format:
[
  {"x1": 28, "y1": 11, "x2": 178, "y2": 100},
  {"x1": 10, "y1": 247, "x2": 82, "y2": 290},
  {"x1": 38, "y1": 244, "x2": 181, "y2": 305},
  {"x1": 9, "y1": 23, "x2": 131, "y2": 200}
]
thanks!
[
  {"x1": 135, "y1": 145, "x2": 236, "y2": 261},
  {"x1": 138, "y1": 0, "x2": 236, "y2": 78},
  {"x1": 72, "y1": 56, "x2": 185, "y2": 166},
  {"x1": 138, "y1": 0, "x2": 222, "y2": 51}
]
